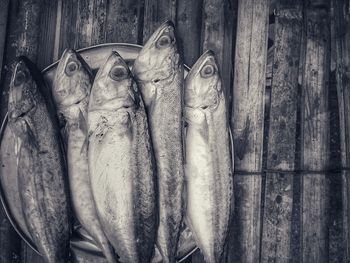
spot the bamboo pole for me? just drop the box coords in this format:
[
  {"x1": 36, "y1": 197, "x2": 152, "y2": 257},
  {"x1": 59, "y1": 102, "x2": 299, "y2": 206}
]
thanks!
[{"x1": 229, "y1": 0, "x2": 269, "y2": 262}]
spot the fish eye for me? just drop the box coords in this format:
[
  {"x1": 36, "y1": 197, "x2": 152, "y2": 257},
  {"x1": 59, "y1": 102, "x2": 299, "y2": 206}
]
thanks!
[
  {"x1": 14, "y1": 71, "x2": 27, "y2": 86},
  {"x1": 156, "y1": 34, "x2": 172, "y2": 49},
  {"x1": 200, "y1": 64, "x2": 215, "y2": 78},
  {"x1": 65, "y1": 61, "x2": 79, "y2": 76},
  {"x1": 109, "y1": 66, "x2": 128, "y2": 81}
]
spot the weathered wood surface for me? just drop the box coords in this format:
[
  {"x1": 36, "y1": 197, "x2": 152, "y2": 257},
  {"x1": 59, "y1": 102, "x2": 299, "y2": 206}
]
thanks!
[
  {"x1": 143, "y1": 0, "x2": 177, "y2": 43},
  {"x1": 260, "y1": 1, "x2": 303, "y2": 262},
  {"x1": 0, "y1": 0, "x2": 9, "y2": 82},
  {"x1": 230, "y1": 1, "x2": 269, "y2": 263},
  {"x1": 0, "y1": 0, "x2": 347, "y2": 262},
  {"x1": 301, "y1": 1, "x2": 330, "y2": 262},
  {"x1": 332, "y1": 0, "x2": 350, "y2": 261},
  {"x1": 176, "y1": 0, "x2": 202, "y2": 67}
]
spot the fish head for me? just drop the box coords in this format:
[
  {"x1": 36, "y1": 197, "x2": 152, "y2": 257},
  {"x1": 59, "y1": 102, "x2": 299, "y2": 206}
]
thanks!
[
  {"x1": 8, "y1": 57, "x2": 38, "y2": 122},
  {"x1": 53, "y1": 49, "x2": 92, "y2": 108},
  {"x1": 184, "y1": 50, "x2": 222, "y2": 110},
  {"x1": 132, "y1": 21, "x2": 181, "y2": 97},
  {"x1": 89, "y1": 51, "x2": 137, "y2": 112}
]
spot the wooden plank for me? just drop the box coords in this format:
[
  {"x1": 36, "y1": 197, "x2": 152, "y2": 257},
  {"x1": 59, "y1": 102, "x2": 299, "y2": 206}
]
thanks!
[
  {"x1": 229, "y1": 0, "x2": 269, "y2": 262},
  {"x1": 0, "y1": 0, "x2": 9, "y2": 81},
  {"x1": 301, "y1": 2, "x2": 331, "y2": 262},
  {"x1": 20, "y1": 243, "x2": 44, "y2": 263},
  {"x1": 58, "y1": 0, "x2": 79, "y2": 55},
  {"x1": 260, "y1": 1, "x2": 303, "y2": 262},
  {"x1": 37, "y1": 0, "x2": 58, "y2": 69},
  {"x1": 332, "y1": 0, "x2": 350, "y2": 261},
  {"x1": 105, "y1": 0, "x2": 144, "y2": 44},
  {"x1": 176, "y1": 0, "x2": 203, "y2": 66},
  {"x1": 142, "y1": 0, "x2": 177, "y2": 43}
]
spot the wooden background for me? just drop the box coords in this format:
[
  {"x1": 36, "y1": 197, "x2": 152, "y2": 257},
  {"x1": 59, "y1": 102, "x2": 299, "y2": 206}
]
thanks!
[{"x1": 0, "y1": 0, "x2": 349, "y2": 262}]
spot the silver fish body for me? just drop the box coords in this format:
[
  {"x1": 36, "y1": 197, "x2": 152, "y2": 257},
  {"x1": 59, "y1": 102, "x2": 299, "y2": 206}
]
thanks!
[
  {"x1": 52, "y1": 49, "x2": 117, "y2": 263},
  {"x1": 88, "y1": 51, "x2": 157, "y2": 263},
  {"x1": 8, "y1": 57, "x2": 71, "y2": 263},
  {"x1": 184, "y1": 51, "x2": 233, "y2": 263},
  {"x1": 132, "y1": 21, "x2": 185, "y2": 263}
]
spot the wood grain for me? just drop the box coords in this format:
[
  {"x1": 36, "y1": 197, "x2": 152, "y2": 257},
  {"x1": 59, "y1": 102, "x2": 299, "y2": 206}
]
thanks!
[
  {"x1": 58, "y1": 0, "x2": 79, "y2": 55},
  {"x1": 105, "y1": 0, "x2": 144, "y2": 44},
  {"x1": 37, "y1": 0, "x2": 58, "y2": 69},
  {"x1": 0, "y1": 0, "x2": 9, "y2": 81},
  {"x1": 260, "y1": 1, "x2": 303, "y2": 262},
  {"x1": 332, "y1": 0, "x2": 350, "y2": 261},
  {"x1": 301, "y1": 2, "x2": 331, "y2": 262},
  {"x1": 229, "y1": 0, "x2": 269, "y2": 262},
  {"x1": 142, "y1": 0, "x2": 177, "y2": 43},
  {"x1": 176, "y1": 0, "x2": 203, "y2": 66}
]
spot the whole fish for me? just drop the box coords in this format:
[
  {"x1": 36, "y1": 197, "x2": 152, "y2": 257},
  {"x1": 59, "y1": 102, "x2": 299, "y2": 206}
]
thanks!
[
  {"x1": 7, "y1": 57, "x2": 71, "y2": 263},
  {"x1": 132, "y1": 20, "x2": 185, "y2": 263},
  {"x1": 88, "y1": 51, "x2": 157, "y2": 263},
  {"x1": 52, "y1": 49, "x2": 117, "y2": 263},
  {"x1": 184, "y1": 51, "x2": 233, "y2": 263}
]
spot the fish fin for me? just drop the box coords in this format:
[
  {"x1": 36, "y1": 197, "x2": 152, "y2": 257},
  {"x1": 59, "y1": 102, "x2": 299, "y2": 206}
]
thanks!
[
  {"x1": 81, "y1": 136, "x2": 89, "y2": 155},
  {"x1": 228, "y1": 126, "x2": 234, "y2": 170},
  {"x1": 23, "y1": 120, "x2": 39, "y2": 149},
  {"x1": 78, "y1": 108, "x2": 88, "y2": 133}
]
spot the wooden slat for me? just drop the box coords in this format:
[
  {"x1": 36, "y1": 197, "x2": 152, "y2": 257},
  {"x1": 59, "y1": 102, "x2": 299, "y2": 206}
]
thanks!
[
  {"x1": 91, "y1": 0, "x2": 108, "y2": 45},
  {"x1": 229, "y1": 0, "x2": 269, "y2": 262},
  {"x1": 105, "y1": 0, "x2": 144, "y2": 44},
  {"x1": 20, "y1": 243, "x2": 44, "y2": 263},
  {"x1": 37, "y1": 0, "x2": 58, "y2": 69},
  {"x1": 260, "y1": 1, "x2": 303, "y2": 262},
  {"x1": 332, "y1": 0, "x2": 350, "y2": 261},
  {"x1": 176, "y1": 0, "x2": 203, "y2": 66},
  {"x1": 142, "y1": 0, "x2": 177, "y2": 43},
  {"x1": 58, "y1": 0, "x2": 79, "y2": 55},
  {"x1": 301, "y1": 2, "x2": 331, "y2": 262},
  {"x1": 201, "y1": 0, "x2": 225, "y2": 75},
  {"x1": 0, "y1": 0, "x2": 9, "y2": 81}
]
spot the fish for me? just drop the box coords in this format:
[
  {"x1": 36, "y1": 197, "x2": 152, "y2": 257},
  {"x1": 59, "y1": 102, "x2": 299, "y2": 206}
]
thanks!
[
  {"x1": 52, "y1": 49, "x2": 117, "y2": 263},
  {"x1": 7, "y1": 56, "x2": 71, "y2": 263},
  {"x1": 183, "y1": 50, "x2": 233, "y2": 263},
  {"x1": 132, "y1": 20, "x2": 185, "y2": 263},
  {"x1": 88, "y1": 51, "x2": 157, "y2": 263}
]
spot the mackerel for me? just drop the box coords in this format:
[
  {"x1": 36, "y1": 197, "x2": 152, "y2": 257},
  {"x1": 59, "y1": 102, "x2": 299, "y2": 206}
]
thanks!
[
  {"x1": 184, "y1": 51, "x2": 233, "y2": 263},
  {"x1": 132, "y1": 20, "x2": 185, "y2": 263},
  {"x1": 88, "y1": 51, "x2": 157, "y2": 263},
  {"x1": 8, "y1": 57, "x2": 71, "y2": 263}
]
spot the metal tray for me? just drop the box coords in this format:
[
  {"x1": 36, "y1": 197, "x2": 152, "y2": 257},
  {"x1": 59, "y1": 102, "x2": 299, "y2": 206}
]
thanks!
[{"x1": 0, "y1": 43, "x2": 197, "y2": 262}]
